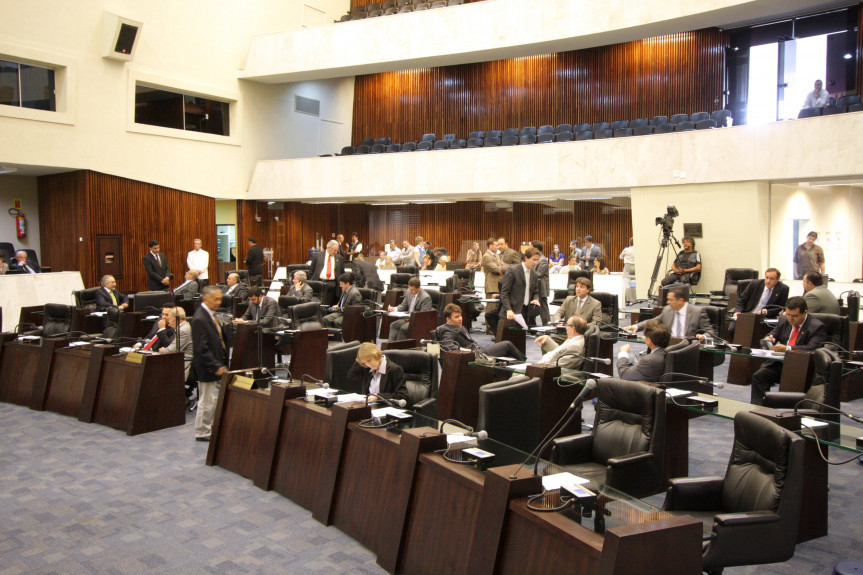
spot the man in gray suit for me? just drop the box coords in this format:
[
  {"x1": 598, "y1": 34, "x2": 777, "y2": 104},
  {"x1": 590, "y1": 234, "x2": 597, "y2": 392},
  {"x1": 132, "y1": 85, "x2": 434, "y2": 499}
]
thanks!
[
  {"x1": 173, "y1": 270, "x2": 200, "y2": 300},
  {"x1": 802, "y1": 272, "x2": 840, "y2": 314},
  {"x1": 617, "y1": 320, "x2": 670, "y2": 382},
  {"x1": 625, "y1": 285, "x2": 714, "y2": 340},
  {"x1": 531, "y1": 241, "x2": 551, "y2": 325},
  {"x1": 233, "y1": 287, "x2": 279, "y2": 328},
  {"x1": 553, "y1": 277, "x2": 603, "y2": 325},
  {"x1": 322, "y1": 273, "x2": 362, "y2": 328},
  {"x1": 388, "y1": 277, "x2": 433, "y2": 340},
  {"x1": 534, "y1": 315, "x2": 587, "y2": 371}
]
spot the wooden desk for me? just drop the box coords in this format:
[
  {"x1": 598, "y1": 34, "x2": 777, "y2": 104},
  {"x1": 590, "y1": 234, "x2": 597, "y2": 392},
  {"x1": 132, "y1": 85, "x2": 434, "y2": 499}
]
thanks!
[
  {"x1": 342, "y1": 305, "x2": 377, "y2": 343},
  {"x1": 438, "y1": 350, "x2": 509, "y2": 428},
  {"x1": 42, "y1": 344, "x2": 119, "y2": 417},
  {"x1": 229, "y1": 322, "x2": 276, "y2": 371},
  {"x1": 525, "y1": 363, "x2": 583, "y2": 438},
  {"x1": 89, "y1": 353, "x2": 185, "y2": 435},
  {"x1": 727, "y1": 313, "x2": 772, "y2": 385},
  {"x1": 495, "y1": 318, "x2": 526, "y2": 356},
  {"x1": 287, "y1": 329, "x2": 328, "y2": 381},
  {"x1": 0, "y1": 338, "x2": 68, "y2": 408}
]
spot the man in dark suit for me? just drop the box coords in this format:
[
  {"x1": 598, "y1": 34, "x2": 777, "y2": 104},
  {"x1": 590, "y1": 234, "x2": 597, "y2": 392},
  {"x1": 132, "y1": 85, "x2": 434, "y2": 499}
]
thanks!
[
  {"x1": 531, "y1": 241, "x2": 551, "y2": 325},
  {"x1": 245, "y1": 237, "x2": 264, "y2": 286},
  {"x1": 388, "y1": 277, "x2": 433, "y2": 340},
  {"x1": 143, "y1": 240, "x2": 172, "y2": 291},
  {"x1": 351, "y1": 255, "x2": 384, "y2": 291},
  {"x1": 309, "y1": 240, "x2": 345, "y2": 306},
  {"x1": 728, "y1": 268, "x2": 789, "y2": 338},
  {"x1": 233, "y1": 287, "x2": 279, "y2": 328},
  {"x1": 436, "y1": 304, "x2": 526, "y2": 361},
  {"x1": 346, "y1": 342, "x2": 410, "y2": 403},
  {"x1": 321, "y1": 273, "x2": 362, "y2": 328},
  {"x1": 750, "y1": 296, "x2": 827, "y2": 405},
  {"x1": 625, "y1": 285, "x2": 714, "y2": 341},
  {"x1": 221, "y1": 272, "x2": 249, "y2": 303},
  {"x1": 617, "y1": 320, "x2": 670, "y2": 382},
  {"x1": 10, "y1": 250, "x2": 40, "y2": 273},
  {"x1": 499, "y1": 245, "x2": 541, "y2": 321},
  {"x1": 94, "y1": 275, "x2": 129, "y2": 310},
  {"x1": 192, "y1": 286, "x2": 229, "y2": 441},
  {"x1": 134, "y1": 303, "x2": 176, "y2": 352}
]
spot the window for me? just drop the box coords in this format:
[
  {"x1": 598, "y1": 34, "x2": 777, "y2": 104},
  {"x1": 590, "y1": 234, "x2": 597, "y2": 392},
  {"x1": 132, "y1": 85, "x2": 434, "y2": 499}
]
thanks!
[
  {"x1": 0, "y1": 59, "x2": 56, "y2": 111},
  {"x1": 134, "y1": 84, "x2": 230, "y2": 136}
]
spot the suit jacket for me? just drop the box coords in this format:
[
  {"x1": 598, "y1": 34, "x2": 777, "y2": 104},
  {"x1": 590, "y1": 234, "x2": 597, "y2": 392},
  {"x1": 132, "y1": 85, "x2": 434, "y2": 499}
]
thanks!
[
  {"x1": 735, "y1": 279, "x2": 789, "y2": 318},
  {"x1": 618, "y1": 347, "x2": 667, "y2": 382},
  {"x1": 9, "y1": 258, "x2": 40, "y2": 273},
  {"x1": 241, "y1": 296, "x2": 279, "y2": 327},
  {"x1": 334, "y1": 285, "x2": 362, "y2": 312},
  {"x1": 94, "y1": 287, "x2": 129, "y2": 308},
  {"x1": 803, "y1": 285, "x2": 840, "y2": 315},
  {"x1": 173, "y1": 280, "x2": 199, "y2": 300},
  {"x1": 768, "y1": 314, "x2": 826, "y2": 351},
  {"x1": 637, "y1": 304, "x2": 715, "y2": 337},
  {"x1": 346, "y1": 358, "x2": 409, "y2": 402},
  {"x1": 143, "y1": 251, "x2": 171, "y2": 291},
  {"x1": 500, "y1": 247, "x2": 522, "y2": 267},
  {"x1": 435, "y1": 323, "x2": 477, "y2": 353},
  {"x1": 192, "y1": 305, "x2": 228, "y2": 382},
  {"x1": 554, "y1": 295, "x2": 602, "y2": 325},
  {"x1": 309, "y1": 251, "x2": 345, "y2": 282},
  {"x1": 540, "y1": 335, "x2": 585, "y2": 370},
  {"x1": 396, "y1": 289, "x2": 433, "y2": 313},
  {"x1": 287, "y1": 283, "x2": 314, "y2": 303},
  {"x1": 351, "y1": 259, "x2": 384, "y2": 291},
  {"x1": 535, "y1": 256, "x2": 550, "y2": 297},
  {"x1": 499, "y1": 264, "x2": 539, "y2": 316},
  {"x1": 245, "y1": 245, "x2": 264, "y2": 276},
  {"x1": 579, "y1": 245, "x2": 602, "y2": 268},
  {"x1": 163, "y1": 320, "x2": 193, "y2": 379},
  {"x1": 481, "y1": 250, "x2": 503, "y2": 294},
  {"x1": 222, "y1": 282, "x2": 249, "y2": 303}
]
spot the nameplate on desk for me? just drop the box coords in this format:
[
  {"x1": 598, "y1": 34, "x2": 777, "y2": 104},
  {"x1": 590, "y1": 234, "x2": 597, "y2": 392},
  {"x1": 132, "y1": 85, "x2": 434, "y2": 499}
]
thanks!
[
  {"x1": 124, "y1": 352, "x2": 144, "y2": 364},
  {"x1": 232, "y1": 375, "x2": 255, "y2": 390}
]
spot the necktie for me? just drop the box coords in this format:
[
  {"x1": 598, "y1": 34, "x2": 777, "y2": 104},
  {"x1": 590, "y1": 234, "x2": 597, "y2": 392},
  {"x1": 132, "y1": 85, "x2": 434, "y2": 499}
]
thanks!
[
  {"x1": 326, "y1": 255, "x2": 332, "y2": 279},
  {"x1": 339, "y1": 289, "x2": 347, "y2": 309},
  {"x1": 788, "y1": 325, "x2": 800, "y2": 347},
  {"x1": 110, "y1": 291, "x2": 118, "y2": 306},
  {"x1": 524, "y1": 269, "x2": 530, "y2": 307},
  {"x1": 755, "y1": 287, "x2": 772, "y2": 312},
  {"x1": 214, "y1": 315, "x2": 226, "y2": 349},
  {"x1": 408, "y1": 294, "x2": 417, "y2": 313},
  {"x1": 674, "y1": 311, "x2": 685, "y2": 338},
  {"x1": 141, "y1": 334, "x2": 159, "y2": 351},
  {"x1": 25, "y1": 265, "x2": 33, "y2": 274},
  {"x1": 576, "y1": 299, "x2": 583, "y2": 313}
]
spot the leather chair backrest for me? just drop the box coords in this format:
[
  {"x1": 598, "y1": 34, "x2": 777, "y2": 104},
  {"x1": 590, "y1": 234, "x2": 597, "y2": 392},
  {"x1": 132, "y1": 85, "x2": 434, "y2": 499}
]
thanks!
[
  {"x1": 325, "y1": 341, "x2": 362, "y2": 392},
  {"x1": 227, "y1": 269, "x2": 250, "y2": 282},
  {"x1": 102, "y1": 307, "x2": 124, "y2": 341},
  {"x1": 218, "y1": 293, "x2": 234, "y2": 313},
  {"x1": 390, "y1": 273, "x2": 412, "y2": 289},
  {"x1": 396, "y1": 265, "x2": 418, "y2": 276},
  {"x1": 723, "y1": 268, "x2": 758, "y2": 295},
  {"x1": 278, "y1": 295, "x2": 300, "y2": 315},
  {"x1": 591, "y1": 291, "x2": 618, "y2": 327},
  {"x1": 477, "y1": 376, "x2": 541, "y2": 453},
  {"x1": 809, "y1": 313, "x2": 847, "y2": 349},
  {"x1": 286, "y1": 264, "x2": 311, "y2": 281},
  {"x1": 583, "y1": 324, "x2": 600, "y2": 357},
  {"x1": 357, "y1": 288, "x2": 380, "y2": 305},
  {"x1": 663, "y1": 340, "x2": 701, "y2": 384},
  {"x1": 591, "y1": 378, "x2": 665, "y2": 468},
  {"x1": 305, "y1": 280, "x2": 324, "y2": 302},
  {"x1": 702, "y1": 305, "x2": 727, "y2": 340},
  {"x1": 384, "y1": 349, "x2": 439, "y2": 405},
  {"x1": 803, "y1": 348, "x2": 841, "y2": 409},
  {"x1": 426, "y1": 289, "x2": 442, "y2": 308},
  {"x1": 453, "y1": 269, "x2": 474, "y2": 282},
  {"x1": 567, "y1": 270, "x2": 593, "y2": 291},
  {"x1": 722, "y1": 411, "x2": 803, "y2": 514},
  {"x1": 75, "y1": 287, "x2": 102, "y2": 309},
  {"x1": 43, "y1": 303, "x2": 73, "y2": 337},
  {"x1": 291, "y1": 302, "x2": 324, "y2": 331}
]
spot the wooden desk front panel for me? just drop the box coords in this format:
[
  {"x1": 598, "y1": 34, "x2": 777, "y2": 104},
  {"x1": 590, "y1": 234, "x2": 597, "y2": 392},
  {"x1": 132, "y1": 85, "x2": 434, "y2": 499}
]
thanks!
[
  {"x1": 0, "y1": 343, "x2": 41, "y2": 405},
  {"x1": 330, "y1": 425, "x2": 400, "y2": 554},
  {"x1": 44, "y1": 348, "x2": 90, "y2": 417},
  {"x1": 211, "y1": 385, "x2": 272, "y2": 479},
  {"x1": 270, "y1": 400, "x2": 332, "y2": 509},
  {"x1": 93, "y1": 357, "x2": 140, "y2": 431},
  {"x1": 399, "y1": 454, "x2": 483, "y2": 575}
]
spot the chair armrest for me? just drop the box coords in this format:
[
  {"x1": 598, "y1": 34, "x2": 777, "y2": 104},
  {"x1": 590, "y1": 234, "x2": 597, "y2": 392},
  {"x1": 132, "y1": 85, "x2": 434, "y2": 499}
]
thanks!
[
  {"x1": 714, "y1": 511, "x2": 780, "y2": 527},
  {"x1": 549, "y1": 433, "x2": 593, "y2": 464},
  {"x1": 761, "y1": 391, "x2": 806, "y2": 409},
  {"x1": 607, "y1": 451, "x2": 652, "y2": 468},
  {"x1": 412, "y1": 397, "x2": 436, "y2": 414},
  {"x1": 606, "y1": 452, "x2": 659, "y2": 498},
  {"x1": 663, "y1": 476, "x2": 724, "y2": 511}
]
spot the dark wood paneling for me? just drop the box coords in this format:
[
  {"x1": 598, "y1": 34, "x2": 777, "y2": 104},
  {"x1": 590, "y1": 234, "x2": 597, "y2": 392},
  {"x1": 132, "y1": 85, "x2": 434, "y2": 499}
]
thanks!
[
  {"x1": 352, "y1": 28, "x2": 727, "y2": 143},
  {"x1": 38, "y1": 170, "x2": 216, "y2": 293}
]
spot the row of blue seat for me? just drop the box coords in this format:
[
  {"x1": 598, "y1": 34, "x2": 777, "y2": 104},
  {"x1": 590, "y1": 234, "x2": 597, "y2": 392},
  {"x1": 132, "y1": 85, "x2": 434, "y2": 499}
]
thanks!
[{"x1": 798, "y1": 95, "x2": 863, "y2": 119}]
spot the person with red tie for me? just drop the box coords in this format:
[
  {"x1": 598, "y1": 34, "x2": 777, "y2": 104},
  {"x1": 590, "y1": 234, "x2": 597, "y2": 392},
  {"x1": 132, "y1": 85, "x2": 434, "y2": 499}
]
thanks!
[
  {"x1": 309, "y1": 239, "x2": 345, "y2": 306},
  {"x1": 750, "y1": 296, "x2": 826, "y2": 405},
  {"x1": 143, "y1": 240, "x2": 172, "y2": 291}
]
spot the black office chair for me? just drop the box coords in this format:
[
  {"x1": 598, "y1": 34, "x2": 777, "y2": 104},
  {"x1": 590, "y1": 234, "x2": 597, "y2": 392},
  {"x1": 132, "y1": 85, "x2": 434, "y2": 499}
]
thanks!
[
  {"x1": 226, "y1": 269, "x2": 250, "y2": 283},
  {"x1": 217, "y1": 293, "x2": 235, "y2": 316},
  {"x1": 630, "y1": 118, "x2": 649, "y2": 128},
  {"x1": 837, "y1": 95, "x2": 861, "y2": 108},
  {"x1": 633, "y1": 125, "x2": 654, "y2": 136},
  {"x1": 650, "y1": 115, "x2": 669, "y2": 126},
  {"x1": 102, "y1": 307, "x2": 125, "y2": 341},
  {"x1": 711, "y1": 109, "x2": 732, "y2": 126},
  {"x1": 555, "y1": 123, "x2": 573, "y2": 134},
  {"x1": 654, "y1": 123, "x2": 674, "y2": 134},
  {"x1": 609, "y1": 119, "x2": 629, "y2": 130},
  {"x1": 383, "y1": 349, "x2": 439, "y2": 414},
  {"x1": 26, "y1": 303, "x2": 73, "y2": 338},
  {"x1": 485, "y1": 129, "x2": 502, "y2": 138},
  {"x1": 552, "y1": 270, "x2": 592, "y2": 305},
  {"x1": 669, "y1": 114, "x2": 689, "y2": 124},
  {"x1": 400, "y1": 142, "x2": 417, "y2": 152},
  {"x1": 582, "y1": 324, "x2": 600, "y2": 363},
  {"x1": 286, "y1": 264, "x2": 311, "y2": 281},
  {"x1": 594, "y1": 129, "x2": 613, "y2": 139},
  {"x1": 390, "y1": 273, "x2": 412, "y2": 290},
  {"x1": 690, "y1": 111, "x2": 710, "y2": 122},
  {"x1": 575, "y1": 131, "x2": 594, "y2": 141},
  {"x1": 537, "y1": 133, "x2": 555, "y2": 143},
  {"x1": 290, "y1": 302, "x2": 325, "y2": 331},
  {"x1": 663, "y1": 411, "x2": 804, "y2": 575},
  {"x1": 466, "y1": 138, "x2": 483, "y2": 148},
  {"x1": 695, "y1": 119, "x2": 718, "y2": 129},
  {"x1": 809, "y1": 313, "x2": 848, "y2": 350},
  {"x1": 719, "y1": 268, "x2": 758, "y2": 296},
  {"x1": 519, "y1": 134, "x2": 536, "y2": 145},
  {"x1": 385, "y1": 143, "x2": 401, "y2": 152},
  {"x1": 501, "y1": 135, "x2": 519, "y2": 146},
  {"x1": 550, "y1": 377, "x2": 666, "y2": 498},
  {"x1": 483, "y1": 136, "x2": 501, "y2": 147},
  {"x1": 538, "y1": 125, "x2": 555, "y2": 135},
  {"x1": 663, "y1": 340, "x2": 701, "y2": 390},
  {"x1": 798, "y1": 107, "x2": 822, "y2": 119},
  {"x1": 701, "y1": 305, "x2": 728, "y2": 368},
  {"x1": 613, "y1": 128, "x2": 633, "y2": 137},
  {"x1": 591, "y1": 291, "x2": 618, "y2": 328},
  {"x1": 477, "y1": 376, "x2": 541, "y2": 453},
  {"x1": 432, "y1": 140, "x2": 450, "y2": 150},
  {"x1": 396, "y1": 265, "x2": 418, "y2": 276},
  {"x1": 74, "y1": 287, "x2": 103, "y2": 310},
  {"x1": 449, "y1": 139, "x2": 466, "y2": 149},
  {"x1": 674, "y1": 121, "x2": 695, "y2": 132},
  {"x1": 304, "y1": 280, "x2": 324, "y2": 303},
  {"x1": 278, "y1": 295, "x2": 301, "y2": 317},
  {"x1": 572, "y1": 123, "x2": 590, "y2": 133},
  {"x1": 468, "y1": 130, "x2": 485, "y2": 140},
  {"x1": 763, "y1": 347, "x2": 841, "y2": 425},
  {"x1": 324, "y1": 341, "x2": 363, "y2": 392}
]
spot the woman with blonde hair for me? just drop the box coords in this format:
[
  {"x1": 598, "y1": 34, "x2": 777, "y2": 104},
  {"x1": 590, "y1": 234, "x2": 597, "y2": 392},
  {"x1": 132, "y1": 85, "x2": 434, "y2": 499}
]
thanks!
[{"x1": 347, "y1": 343, "x2": 409, "y2": 403}]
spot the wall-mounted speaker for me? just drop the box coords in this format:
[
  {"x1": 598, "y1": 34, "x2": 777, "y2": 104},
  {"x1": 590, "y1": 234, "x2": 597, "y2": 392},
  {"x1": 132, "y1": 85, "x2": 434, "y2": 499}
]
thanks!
[{"x1": 102, "y1": 12, "x2": 142, "y2": 62}]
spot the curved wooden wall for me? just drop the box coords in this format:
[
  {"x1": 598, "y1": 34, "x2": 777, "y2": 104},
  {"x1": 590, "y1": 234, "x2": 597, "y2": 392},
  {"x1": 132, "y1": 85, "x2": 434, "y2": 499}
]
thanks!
[{"x1": 352, "y1": 28, "x2": 727, "y2": 144}]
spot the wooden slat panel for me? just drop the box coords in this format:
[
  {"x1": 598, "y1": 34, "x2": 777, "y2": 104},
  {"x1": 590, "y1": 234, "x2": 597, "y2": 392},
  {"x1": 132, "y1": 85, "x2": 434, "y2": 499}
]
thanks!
[
  {"x1": 38, "y1": 170, "x2": 216, "y2": 292},
  {"x1": 351, "y1": 28, "x2": 727, "y2": 144}
]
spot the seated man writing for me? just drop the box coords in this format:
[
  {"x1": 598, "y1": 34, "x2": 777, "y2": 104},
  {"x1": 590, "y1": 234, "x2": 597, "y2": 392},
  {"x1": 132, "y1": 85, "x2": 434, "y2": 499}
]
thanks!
[
  {"x1": 617, "y1": 320, "x2": 670, "y2": 382},
  {"x1": 436, "y1": 303, "x2": 526, "y2": 361}
]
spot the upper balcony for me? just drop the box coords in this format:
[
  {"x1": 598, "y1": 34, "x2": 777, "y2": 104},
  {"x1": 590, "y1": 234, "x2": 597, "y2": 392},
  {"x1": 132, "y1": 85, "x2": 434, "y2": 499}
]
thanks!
[{"x1": 239, "y1": 0, "x2": 840, "y2": 83}]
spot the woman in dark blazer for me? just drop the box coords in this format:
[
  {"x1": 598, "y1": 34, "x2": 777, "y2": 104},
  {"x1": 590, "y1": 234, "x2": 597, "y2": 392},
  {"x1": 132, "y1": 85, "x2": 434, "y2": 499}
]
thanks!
[
  {"x1": 347, "y1": 343, "x2": 409, "y2": 403},
  {"x1": 287, "y1": 270, "x2": 314, "y2": 302}
]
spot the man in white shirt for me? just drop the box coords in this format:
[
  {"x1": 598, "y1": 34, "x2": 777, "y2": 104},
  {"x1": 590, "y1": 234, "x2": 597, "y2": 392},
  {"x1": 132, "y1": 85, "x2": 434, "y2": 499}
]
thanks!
[
  {"x1": 802, "y1": 79, "x2": 829, "y2": 109},
  {"x1": 534, "y1": 315, "x2": 587, "y2": 371},
  {"x1": 186, "y1": 238, "x2": 210, "y2": 286},
  {"x1": 625, "y1": 285, "x2": 713, "y2": 341},
  {"x1": 386, "y1": 240, "x2": 401, "y2": 261}
]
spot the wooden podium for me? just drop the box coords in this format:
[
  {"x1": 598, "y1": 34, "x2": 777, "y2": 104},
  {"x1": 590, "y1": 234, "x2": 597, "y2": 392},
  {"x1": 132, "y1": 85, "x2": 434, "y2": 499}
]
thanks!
[
  {"x1": 495, "y1": 318, "x2": 526, "y2": 356},
  {"x1": 229, "y1": 322, "x2": 276, "y2": 371},
  {"x1": 438, "y1": 350, "x2": 509, "y2": 428},
  {"x1": 0, "y1": 337, "x2": 68, "y2": 408},
  {"x1": 41, "y1": 344, "x2": 120, "y2": 417}
]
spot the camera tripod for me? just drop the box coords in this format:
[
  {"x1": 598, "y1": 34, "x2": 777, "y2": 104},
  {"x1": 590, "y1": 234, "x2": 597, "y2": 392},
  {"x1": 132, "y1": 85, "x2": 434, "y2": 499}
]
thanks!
[{"x1": 646, "y1": 230, "x2": 681, "y2": 301}]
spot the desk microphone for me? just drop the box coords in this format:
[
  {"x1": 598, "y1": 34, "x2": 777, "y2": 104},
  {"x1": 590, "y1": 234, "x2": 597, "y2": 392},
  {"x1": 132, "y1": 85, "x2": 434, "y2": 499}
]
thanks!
[
  {"x1": 659, "y1": 372, "x2": 725, "y2": 389},
  {"x1": 553, "y1": 350, "x2": 611, "y2": 367},
  {"x1": 597, "y1": 319, "x2": 630, "y2": 335},
  {"x1": 300, "y1": 374, "x2": 327, "y2": 388},
  {"x1": 366, "y1": 395, "x2": 407, "y2": 408}
]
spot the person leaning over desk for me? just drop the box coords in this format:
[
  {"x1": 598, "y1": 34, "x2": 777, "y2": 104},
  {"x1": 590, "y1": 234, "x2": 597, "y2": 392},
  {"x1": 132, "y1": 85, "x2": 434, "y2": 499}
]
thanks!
[{"x1": 347, "y1": 342, "x2": 409, "y2": 403}]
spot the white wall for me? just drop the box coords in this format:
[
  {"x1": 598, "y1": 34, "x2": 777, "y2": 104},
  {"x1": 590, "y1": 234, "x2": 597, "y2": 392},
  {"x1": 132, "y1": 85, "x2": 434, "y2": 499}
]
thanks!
[
  {"x1": 0, "y1": 176, "x2": 41, "y2": 260},
  {"x1": 769, "y1": 184, "x2": 863, "y2": 282},
  {"x1": 0, "y1": 0, "x2": 354, "y2": 198},
  {"x1": 630, "y1": 182, "x2": 770, "y2": 298}
]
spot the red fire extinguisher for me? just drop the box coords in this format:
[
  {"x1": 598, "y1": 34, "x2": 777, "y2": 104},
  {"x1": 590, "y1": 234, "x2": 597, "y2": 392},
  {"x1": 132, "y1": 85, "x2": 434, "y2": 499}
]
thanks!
[{"x1": 16, "y1": 214, "x2": 26, "y2": 237}]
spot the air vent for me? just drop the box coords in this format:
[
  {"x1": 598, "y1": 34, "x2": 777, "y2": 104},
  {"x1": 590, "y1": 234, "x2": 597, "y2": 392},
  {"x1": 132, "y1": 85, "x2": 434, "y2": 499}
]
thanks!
[{"x1": 295, "y1": 95, "x2": 320, "y2": 116}]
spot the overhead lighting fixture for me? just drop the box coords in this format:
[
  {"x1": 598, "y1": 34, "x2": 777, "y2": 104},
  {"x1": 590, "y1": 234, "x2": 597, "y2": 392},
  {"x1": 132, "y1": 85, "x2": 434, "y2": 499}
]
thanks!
[
  {"x1": 267, "y1": 201, "x2": 275, "y2": 205},
  {"x1": 415, "y1": 200, "x2": 456, "y2": 204},
  {"x1": 561, "y1": 196, "x2": 612, "y2": 201},
  {"x1": 370, "y1": 202, "x2": 408, "y2": 206},
  {"x1": 844, "y1": 53, "x2": 853, "y2": 60},
  {"x1": 0, "y1": 166, "x2": 18, "y2": 175}
]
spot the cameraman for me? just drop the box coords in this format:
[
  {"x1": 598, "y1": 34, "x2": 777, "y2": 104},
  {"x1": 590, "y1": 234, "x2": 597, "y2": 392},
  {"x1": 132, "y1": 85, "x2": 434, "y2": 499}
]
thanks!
[{"x1": 661, "y1": 236, "x2": 701, "y2": 286}]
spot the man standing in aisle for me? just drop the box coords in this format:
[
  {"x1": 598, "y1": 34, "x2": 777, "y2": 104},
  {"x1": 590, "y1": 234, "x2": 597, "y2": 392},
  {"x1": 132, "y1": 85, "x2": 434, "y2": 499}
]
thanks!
[
  {"x1": 531, "y1": 241, "x2": 551, "y2": 325},
  {"x1": 309, "y1": 239, "x2": 345, "y2": 306},
  {"x1": 143, "y1": 240, "x2": 171, "y2": 291},
  {"x1": 346, "y1": 233, "x2": 363, "y2": 262},
  {"x1": 193, "y1": 286, "x2": 228, "y2": 441},
  {"x1": 579, "y1": 235, "x2": 602, "y2": 270},
  {"x1": 498, "y1": 246, "x2": 541, "y2": 325},
  {"x1": 498, "y1": 237, "x2": 522, "y2": 268},
  {"x1": 187, "y1": 238, "x2": 209, "y2": 287},
  {"x1": 793, "y1": 231, "x2": 825, "y2": 280},
  {"x1": 245, "y1": 237, "x2": 264, "y2": 286}
]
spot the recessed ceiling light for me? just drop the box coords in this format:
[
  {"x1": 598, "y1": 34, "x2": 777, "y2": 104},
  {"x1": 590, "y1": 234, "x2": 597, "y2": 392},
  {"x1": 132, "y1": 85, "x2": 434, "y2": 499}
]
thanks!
[{"x1": 0, "y1": 166, "x2": 18, "y2": 175}]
